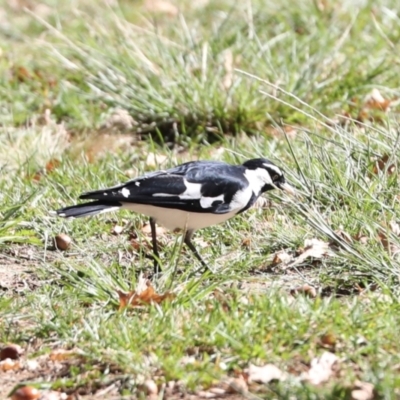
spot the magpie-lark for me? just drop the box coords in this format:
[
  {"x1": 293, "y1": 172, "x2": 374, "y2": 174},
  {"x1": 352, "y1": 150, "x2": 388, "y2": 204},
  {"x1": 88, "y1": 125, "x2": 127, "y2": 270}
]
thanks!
[{"x1": 54, "y1": 158, "x2": 294, "y2": 273}]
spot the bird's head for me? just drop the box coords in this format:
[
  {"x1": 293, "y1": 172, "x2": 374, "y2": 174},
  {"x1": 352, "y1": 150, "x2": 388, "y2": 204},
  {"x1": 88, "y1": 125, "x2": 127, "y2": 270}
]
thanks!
[{"x1": 242, "y1": 158, "x2": 295, "y2": 194}]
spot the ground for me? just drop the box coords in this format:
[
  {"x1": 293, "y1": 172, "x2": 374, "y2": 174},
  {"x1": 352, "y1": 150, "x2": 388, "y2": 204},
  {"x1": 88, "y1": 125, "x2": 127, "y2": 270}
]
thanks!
[{"x1": 1, "y1": 0, "x2": 400, "y2": 398}]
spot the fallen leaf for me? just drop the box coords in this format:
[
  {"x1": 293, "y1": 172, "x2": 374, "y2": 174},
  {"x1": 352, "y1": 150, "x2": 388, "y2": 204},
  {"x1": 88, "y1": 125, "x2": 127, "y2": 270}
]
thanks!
[
  {"x1": 0, "y1": 358, "x2": 21, "y2": 371},
  {"x1": 271, "y1": 250, "x2": 292, "y2": 265},
  {"x1": 354, "y1": 232, "x2": 368, "y2": 245},
  {"x1": 372, "y1": 154, "x2": 396, "y2": 176},
  {"x1": 302, "y1": 351, "x2": 339, "y2": 385},
  {"x1": 351, "y1": 380, "x2": 375, "y2": 400},
  {"x1": 49, "y1": 348, "x2": 83, "y2": 361},
  {"x1": 377, "y1": 222, "x2": 400, "y2": 257},
  {"x1": 117, "y1": 283, "x2": 174, "y2": 309},
  {"x1": 363, "y1": 88, "x2": 392, "y2": 112},
  {"x1": 290, "y1": 284, "x2": 317, "y2": 298},
  {"x1": 141, "y1": 222, "x2": 167, "y2": 236},
  {"x1": 101, "y1": 108, "x2": 137, "y2": 131},
  {"x1": 247, "y1": 363, "x2": 286, "y2": 383},
  {"x1": 334, "y1": 229, "x2": 353, "y2": 244},
  {"x1": 224, "y1": 375, "x2": 248, "y2": 394},
  {"x1": 111, "y1": 225, "x2": 124, "y2": 235},
  {"x1": 146, "y1": 153, "x2": 169, "y2": 167},
  {"x1": 287, "y1": 238, "x2": 332, "y2": 268}
]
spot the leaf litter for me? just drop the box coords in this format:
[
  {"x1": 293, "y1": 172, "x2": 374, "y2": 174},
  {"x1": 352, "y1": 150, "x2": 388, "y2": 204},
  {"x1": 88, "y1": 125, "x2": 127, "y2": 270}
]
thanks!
[{"x1": 117, "y1": 277, "x2": 175, "y2": 310}]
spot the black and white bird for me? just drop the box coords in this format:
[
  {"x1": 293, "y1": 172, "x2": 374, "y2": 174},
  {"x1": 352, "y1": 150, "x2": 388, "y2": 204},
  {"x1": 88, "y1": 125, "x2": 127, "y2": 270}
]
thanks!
[{"x1": 54, "y1": 158, "x2": 294, "y2": 273}]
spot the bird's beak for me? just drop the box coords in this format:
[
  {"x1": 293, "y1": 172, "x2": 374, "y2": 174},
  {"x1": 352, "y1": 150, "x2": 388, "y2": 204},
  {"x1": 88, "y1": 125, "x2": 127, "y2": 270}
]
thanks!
[{"x1": 278, "y1": 182, "x2": 297, "y2": 195}]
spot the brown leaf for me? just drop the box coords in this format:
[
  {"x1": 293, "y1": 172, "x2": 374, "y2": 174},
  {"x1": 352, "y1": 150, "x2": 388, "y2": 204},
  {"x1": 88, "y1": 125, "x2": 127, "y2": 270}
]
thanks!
[
  {"x1": 0, "y1": 358, "x2": 21, "y2": 371},
  {"x1": 100, "y1": 108, "x2": 137, "y2": 131},
  {"x1": 141, "y1": 223, "x2": 167, "y2": 236},
  {"x1": 290, "y1": 284, "x2": 317, "y2": 298},
  {"x1": 302, "y1": 351, "x2": 339, "y2": 385},
  {"x1": 354, "y1": 232, "x2": 369, "y2": 245},
  {"x1": 288, "y1": 239, "x2": 332, "y2": 268},
  {"x1": 334, "y1": 229, "x2": 353, "y2": 244},
  {"x1": 271, "y1": 250, "x2": 292, "y2": 265},
  {"x1": 372, "y1": 154, "x2": 396, "y2": 176},
  {"x1": 146, "y1": 153, "x2": 169, "y2": 167},
  {"x1": 247, "y1": 363, "x2": 286, "y2": 383},
  {"x1": 224, "y1": 375, "x2": 248, "y2": 394},
  {"x1": 377, "y1": 222, "x2": 400, "y2": 257},
  {"x1": 363, "y1": 89, "x2": 392, "y2": 112},
  {"x1": 117, "y1": 283, "x2": 174, "y2": 310},
  {"x1": 351, "y1": 380, "x2": 375, "y2": 400},
  {"x1": 49, "y1": 348, "x2": 83, "y2": 361}
]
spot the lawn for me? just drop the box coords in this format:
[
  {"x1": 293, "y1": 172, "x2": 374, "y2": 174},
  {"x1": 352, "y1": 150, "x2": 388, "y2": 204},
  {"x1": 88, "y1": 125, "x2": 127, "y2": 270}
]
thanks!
[{"x1": 1, "y1": 0, "x2": 400, "y2": 398}]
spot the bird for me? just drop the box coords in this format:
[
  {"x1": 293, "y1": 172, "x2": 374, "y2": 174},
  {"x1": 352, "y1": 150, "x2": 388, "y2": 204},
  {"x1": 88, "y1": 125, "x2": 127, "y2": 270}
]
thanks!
[{"x1": 54, "y1": 158, "x2": 295, "y2": 273}]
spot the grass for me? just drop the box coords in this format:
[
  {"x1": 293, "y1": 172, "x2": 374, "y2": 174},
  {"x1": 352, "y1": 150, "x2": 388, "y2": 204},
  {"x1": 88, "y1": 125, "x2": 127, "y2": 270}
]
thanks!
[{"x1": 1, "y1": 0, "x2": 400, "y2": 398}]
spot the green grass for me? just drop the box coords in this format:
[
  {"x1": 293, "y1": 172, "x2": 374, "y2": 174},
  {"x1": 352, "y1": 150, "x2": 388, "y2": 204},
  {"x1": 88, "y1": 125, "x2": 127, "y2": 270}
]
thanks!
[{"x1": 1, "y1": 0, "x2": 400, "y2": 398}]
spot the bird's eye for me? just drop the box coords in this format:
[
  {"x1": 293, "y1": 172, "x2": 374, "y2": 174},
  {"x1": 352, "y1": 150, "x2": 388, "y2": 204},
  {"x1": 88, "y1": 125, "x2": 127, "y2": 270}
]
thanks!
[{"x1": 272, "y1": 174, "x2": 279, "y2": 181}]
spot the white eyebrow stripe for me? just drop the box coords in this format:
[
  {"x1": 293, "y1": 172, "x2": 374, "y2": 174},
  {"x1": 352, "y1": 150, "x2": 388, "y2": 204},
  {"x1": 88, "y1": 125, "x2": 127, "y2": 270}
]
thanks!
[{"x1": 263, "y1": 164, "x2": 282, "y2": 175}]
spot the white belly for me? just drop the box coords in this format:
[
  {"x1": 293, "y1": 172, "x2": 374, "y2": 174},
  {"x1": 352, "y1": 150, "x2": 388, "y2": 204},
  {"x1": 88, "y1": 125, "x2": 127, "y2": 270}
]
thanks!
[{"x1": 121, "y1": 203, "x2": 237, "y2": 231}]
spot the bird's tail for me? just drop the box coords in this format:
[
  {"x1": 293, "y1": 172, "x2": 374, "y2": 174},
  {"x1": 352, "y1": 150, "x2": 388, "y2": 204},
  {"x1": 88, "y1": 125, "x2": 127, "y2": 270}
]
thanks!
[{"x1": 54, "y1": 201, "x2": 121, "y2": 218}]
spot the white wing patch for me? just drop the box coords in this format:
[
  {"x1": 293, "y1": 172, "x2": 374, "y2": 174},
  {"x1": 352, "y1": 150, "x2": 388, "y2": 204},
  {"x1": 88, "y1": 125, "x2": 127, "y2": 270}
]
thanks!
[
  {"x1": 200, "y1": 194, "x2": 224, "y2": 209},
  {"x1": 121, "y1": 187, "x2": 131, "y2": 198},
  {"x1": 152, "y1": 179, "x2": 203, "y2": 199},
  {"x1": 180, "y1": 180, "x2": 202, "y2": 199}
]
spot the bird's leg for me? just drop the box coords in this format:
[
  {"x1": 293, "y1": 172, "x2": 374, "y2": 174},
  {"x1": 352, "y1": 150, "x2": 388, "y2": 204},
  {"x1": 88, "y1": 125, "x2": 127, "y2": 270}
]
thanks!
[
  {"x1": 150, "y1": 217, "x2": 160, "y2": 274},
  {"x1": 184, "y1": 230, "x2": 212, "y2": 273}
]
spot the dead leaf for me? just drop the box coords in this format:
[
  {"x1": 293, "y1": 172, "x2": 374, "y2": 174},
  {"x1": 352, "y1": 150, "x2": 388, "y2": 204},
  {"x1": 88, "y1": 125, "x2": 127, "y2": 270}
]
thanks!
[
  {"x1": 117, "y1": 281, "x2": 174, "y2": 310},
  {"x1": 0, "y1": 358, "x2": 21, "y2": 371},
  {"x1": 302, "y1": 351, "x2": 339, "y2": 385},
  {"x1": 334, "y1": 229, "x2": 353, "y2": 244},
  {"x1": 363, "y1": 89, "x2": 392, "y2": 112},
  {"x1": 372, "y1": 154, "x2": 396, "y2": 176},
  {"x1": 111, "y1": 225, "x2": 124, "y2": 235},
  {"x1": 287, "y1": 238, "x2": 332, "y2": 268},
  {"x1": 146, "y1": 153, "x2": 169, "y2": 167},
  {"x1": 271, "y1": 250, "x2": 292, "y2": 265},
  {"x1": 354, "y1": 232, "x2": 368, "y2": 245},
  {"x1": 290, "y1": 284, "x2": 317, "y2": 298},
  {"x1": 351, "y1": 380, "x2": 375, "y2": 400},
  {"x1": 101, "y1": 108, "x2": 137, "y2": 131},
  {"x1": 224, "y1": 376, "x2": 248, "y2": 394},
  {"x1": 247, "y1": 363, "x2": 286, "y2": 383},
  {"x1": 49, "y1": 348, "x2": 83, "y2": 361},
  {"x1": 141, "y1": 223, "x2": 167, "y2": 236},
  {"x1": 377, "y1": 221, "x2": 400, "y2": 257}
]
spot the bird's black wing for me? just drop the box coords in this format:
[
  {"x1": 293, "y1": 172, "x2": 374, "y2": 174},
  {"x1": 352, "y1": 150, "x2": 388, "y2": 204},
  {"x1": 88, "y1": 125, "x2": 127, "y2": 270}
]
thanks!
[{"x1": 79, "y1": 161, "x2": 251, "y2": 214}]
